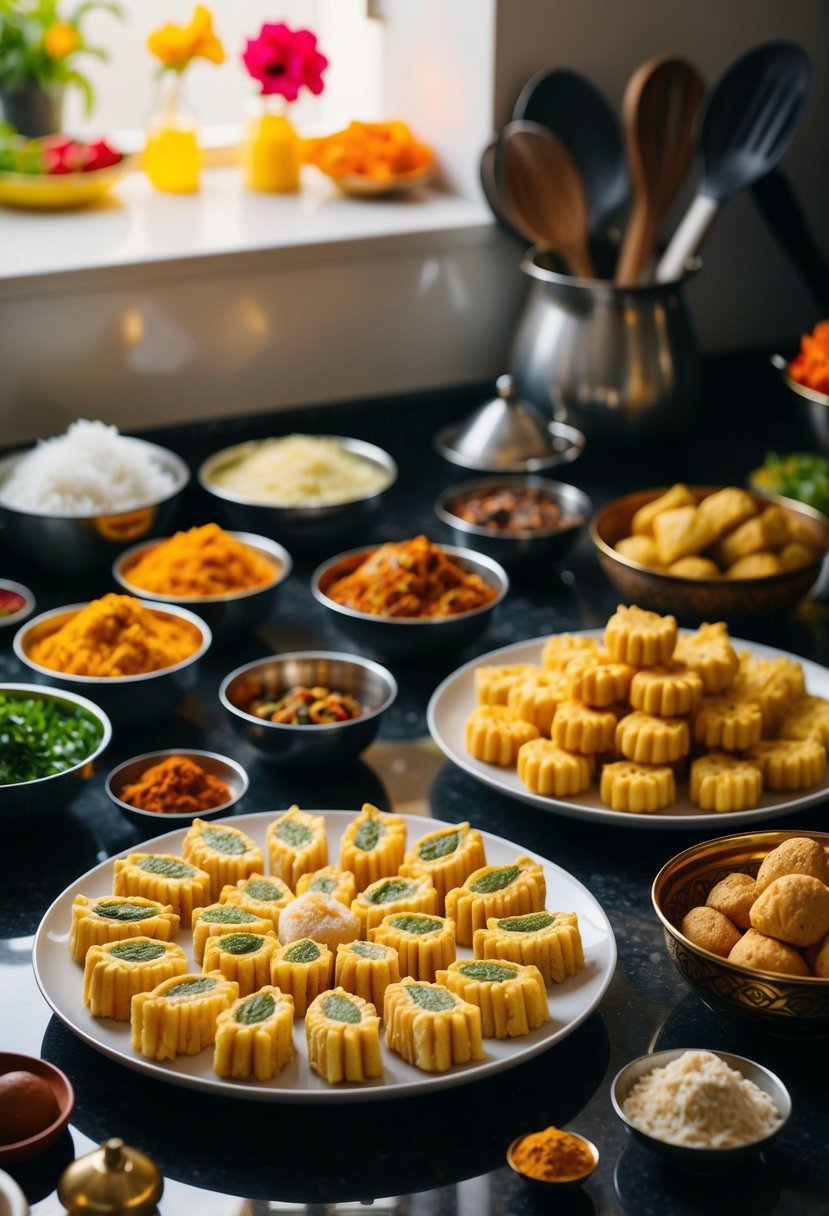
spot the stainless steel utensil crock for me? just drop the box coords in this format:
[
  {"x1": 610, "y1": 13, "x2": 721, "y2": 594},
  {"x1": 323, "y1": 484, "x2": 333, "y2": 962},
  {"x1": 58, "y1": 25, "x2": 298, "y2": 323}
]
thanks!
[{"x1": 510, "y1": 250, "x2": 701, "y2": 440}]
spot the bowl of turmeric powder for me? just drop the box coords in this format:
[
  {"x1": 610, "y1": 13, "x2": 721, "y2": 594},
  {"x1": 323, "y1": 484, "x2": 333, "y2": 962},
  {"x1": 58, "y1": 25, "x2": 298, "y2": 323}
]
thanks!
[
  {"x1": 13, "y1": 593, "x2": 211, "y2": 725},
  {"x1": 112, "y1": 525, "x2": 292, "y2": 642},
  {"x1": 507, "y1": 1124, "x2": 599, "y2": 1190},
  {"x1": 105, "y1": 749, "x2": 249, "y2": 827}
]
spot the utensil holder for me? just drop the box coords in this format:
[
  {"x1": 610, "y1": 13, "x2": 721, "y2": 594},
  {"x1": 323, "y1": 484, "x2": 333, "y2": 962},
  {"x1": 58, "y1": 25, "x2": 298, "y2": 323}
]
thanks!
[{"x1": 509, "y1": 250, "x2": 701, "y2": 441}]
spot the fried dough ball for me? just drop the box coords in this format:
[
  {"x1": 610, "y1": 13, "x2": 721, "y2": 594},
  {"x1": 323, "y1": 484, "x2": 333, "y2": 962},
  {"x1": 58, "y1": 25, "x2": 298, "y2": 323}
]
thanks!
[
  {"x1": 727, "y1": 928, "x2": 810, "y2": 977},
  {"x1": 755, "y1": 837, "x2": 829, "y2": 893},
  {"x1": 680, "y1": 906, "x2": 741, "y2": 958},
  {"x1": 750, "y1": 874, "x2": 829, "y2": 948},
  {"x1": 705, "y1": 872, "x2": 758, "y2": 931}
]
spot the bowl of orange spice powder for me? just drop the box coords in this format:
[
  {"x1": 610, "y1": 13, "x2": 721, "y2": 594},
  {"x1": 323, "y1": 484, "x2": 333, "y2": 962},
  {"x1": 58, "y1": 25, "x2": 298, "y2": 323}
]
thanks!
[
  {"x1": 106, "y1": 749, "x2": 249, "y2": 827},
  {"x1": 507, "y1": 1124, "x2": 599, "y2": 1190},
  {"x1": 112, "y1": 524, "x2": 292, "y2": 641},
  {"x1": 13, "y1": 592, "x2": 211, "y2": 725}
]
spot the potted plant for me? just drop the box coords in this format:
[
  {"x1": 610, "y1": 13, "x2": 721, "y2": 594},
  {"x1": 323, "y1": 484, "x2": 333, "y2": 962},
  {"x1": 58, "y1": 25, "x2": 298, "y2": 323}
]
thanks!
[{"x1": 0, "y1": 0, "x2": 121, "y2": 136}]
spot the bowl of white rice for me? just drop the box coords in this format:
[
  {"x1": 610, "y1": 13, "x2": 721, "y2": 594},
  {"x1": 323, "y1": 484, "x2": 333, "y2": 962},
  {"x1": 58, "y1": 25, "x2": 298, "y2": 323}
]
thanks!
[
  {"x1": 0, "y1": 420, "x2": 190, "y2": 572},
  {"x1": 197, "y1": 434, "x2": 397, "y2": 546},
  {"x1": 611, "y1": 1048, "x2": 791, "y2": 1172}
]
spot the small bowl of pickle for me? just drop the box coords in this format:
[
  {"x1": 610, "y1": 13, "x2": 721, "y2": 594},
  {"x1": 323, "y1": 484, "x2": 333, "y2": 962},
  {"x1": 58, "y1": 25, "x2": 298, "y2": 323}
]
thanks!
[{"x1": 219, "y1": 651, "x2": 397, "y2": 766}]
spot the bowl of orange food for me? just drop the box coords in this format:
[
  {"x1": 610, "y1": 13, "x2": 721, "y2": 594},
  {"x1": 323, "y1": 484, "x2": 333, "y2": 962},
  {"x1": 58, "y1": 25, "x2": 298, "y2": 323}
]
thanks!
[
  {"x1": 773, "y1": 320, "x2": 829, "y2": 458},
  {"x1": 305, "y1": 120, "x2": 434, "y2": 196},
  {"x1": 311, "y1": 535, "x2": 509, "y2": 659},
  {"x1": 653, "y1": 830, "x2": 829, "y2": 1035},
  {"x1": 13, "y1": 593, "x2": 211, "y2": 725},
  {"x1": 112, "y1": 525, "x2": 292, "y2": 642},
  {"x1": 591, "y1": 483, "x2": 829, "y2": 623},
  {"x1": 106, "y1": 748, "x2": 249, "y2": 828}
]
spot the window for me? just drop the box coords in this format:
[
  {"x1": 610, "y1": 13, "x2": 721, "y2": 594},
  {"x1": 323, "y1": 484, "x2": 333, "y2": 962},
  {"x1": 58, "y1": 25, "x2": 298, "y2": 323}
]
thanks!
[{"x1": 64, "y1": 0, "x2": 383, "y2": 138}]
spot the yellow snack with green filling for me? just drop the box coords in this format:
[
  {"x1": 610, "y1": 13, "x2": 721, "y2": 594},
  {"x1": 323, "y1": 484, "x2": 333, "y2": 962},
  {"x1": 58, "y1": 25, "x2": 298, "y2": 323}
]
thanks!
[
  {"x1": 383, "y1": 980, "x2": 484, "y2": 1072},
  {"x1": 339, "y1": 803, "x2": 407, "y2": 890},
  {"x1": 335, "y1": 939, "x2": 401, "y2": 1009},
  {"x1": 444, "y1": 856, "x2": 545, "y2": 947},
  {"x1": 202, "y1": 930, "x2": 279, "y2": 996},
  {"x1": 266, "y1": 805, "x2": 328, "y2": 888},
  {"x1": 436, "y1": 958, "x2": 548, "y2": 1038},
  {"x1": 69, "y1": 895, "x2": 180, "y2": 963},
  {"x1": 271, "y1": 938, "x2": 334, "y2": 1018},
  {"x1": 370, "y1": 912, "x2": 455, "y2": 981},
  {"x1": 473, "y1": 910, "x2": 584, "y2": 985},
  {"x1": 112, "y1": 853, "x2": 212, "y2": 929},
  {"x1": 213, "y1": 985, "x2": 295, "y2": 1081},
  {"x1": 182, "y1": 818, "x2": 264, "y2": 901},
  {"x1": 398, "y1": 822, "x2": 486, "y2": 914},
  {"x1": 306, "y1": 987, "x2": 383, "y2": 1083},
  {"x1": 82, "y1": 937, "x2": 187, "y2": 1020},
  {"x1": 131, "y1": 971, "x2": 238, "y2": 1061}
]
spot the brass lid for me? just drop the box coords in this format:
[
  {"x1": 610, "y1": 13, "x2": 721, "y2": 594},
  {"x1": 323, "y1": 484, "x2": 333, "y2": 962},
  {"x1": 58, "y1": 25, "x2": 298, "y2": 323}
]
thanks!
[{"x1": 58, "y1": 1137, "x2": 163, "y2": 1216}]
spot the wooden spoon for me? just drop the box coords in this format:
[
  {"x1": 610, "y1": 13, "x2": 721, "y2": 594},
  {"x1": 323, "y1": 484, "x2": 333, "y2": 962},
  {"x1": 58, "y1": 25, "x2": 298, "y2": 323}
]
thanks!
[
  {"x1": 615, "y1": 57, "x2": 705, "y2": 285},
  {"x1": 496, "y1": 120, "x2": 596, "y2": 278}
]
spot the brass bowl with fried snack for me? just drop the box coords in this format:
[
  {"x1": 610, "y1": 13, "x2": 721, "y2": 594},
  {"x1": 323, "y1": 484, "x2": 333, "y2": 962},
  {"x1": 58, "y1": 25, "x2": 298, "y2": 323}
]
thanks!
[
  {"x1": 591, "y1": 485, "x2": 829, "y2": 623},
  {"x1": 653, "y1": 829, "x2": 829, "y2": 1035}
]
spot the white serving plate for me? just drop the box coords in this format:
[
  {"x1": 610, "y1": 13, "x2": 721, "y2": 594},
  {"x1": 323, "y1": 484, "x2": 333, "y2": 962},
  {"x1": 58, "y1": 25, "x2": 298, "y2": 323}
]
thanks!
[
  {"x1": 33, "y1": 810, "x2": 615, "y2": 1103},
  {"x1": 427, "y1": 632, "x2": 829, "y2": 830}
]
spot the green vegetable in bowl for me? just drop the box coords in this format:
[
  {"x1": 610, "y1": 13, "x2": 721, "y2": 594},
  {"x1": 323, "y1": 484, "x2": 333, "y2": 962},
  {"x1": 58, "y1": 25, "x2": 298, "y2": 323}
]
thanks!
[
  {"x1": 753, "y1": 452, "x2": 829, "y2": 516},
  {"x1": 0, "y1": 693, "x2": 103, "y2": 784}
]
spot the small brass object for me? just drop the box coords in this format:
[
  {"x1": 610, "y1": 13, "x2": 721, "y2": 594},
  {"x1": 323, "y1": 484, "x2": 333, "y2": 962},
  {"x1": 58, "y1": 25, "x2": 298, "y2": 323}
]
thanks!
[{"x1": 58, "y1": 1136, "x2": 163, "y2": 1215}]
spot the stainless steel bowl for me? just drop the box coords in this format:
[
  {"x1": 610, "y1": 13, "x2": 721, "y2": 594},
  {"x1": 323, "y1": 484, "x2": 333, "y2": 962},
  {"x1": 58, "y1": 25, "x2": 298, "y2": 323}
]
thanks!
[
  {"x1": 220, "y1": 651, "x2": 397, "y2": 766},
  {"x1": 611, "y1": 1048, "x2": 791, "y2": 1172},
  {"x1": 506, "y1": 1129, "x2": 599, "y2": 1189},
  {"x1": 773, "y1": 353, "x2": 829, "y2": 458},
  {"x1": 112, "y1": 532, "x2": 292, "y2": 643},
  {"x1": 0, "y1": 683, "x2": 112, "y2": 815},
  {"x1": 0, "y1": 439, "x2": 190, "y2": 573},
  {"x1": 434, "y1": 476, "x2": 591, "y2": 571},
  {"x1": 0, "y1": 579, "x2": 35, "y2": 630},
  {"x1": 106, "y1": 748, "x2": 249, "y2": 828},
  {"x1": 311, "y1": 543, "x2": 509, "y2": 659},
  {"x1": 198, "y1": 435, "x2": 397, "y2": 547},
  {"x1": 14, "y1": 601, "x2": 211, "y2": 726}
]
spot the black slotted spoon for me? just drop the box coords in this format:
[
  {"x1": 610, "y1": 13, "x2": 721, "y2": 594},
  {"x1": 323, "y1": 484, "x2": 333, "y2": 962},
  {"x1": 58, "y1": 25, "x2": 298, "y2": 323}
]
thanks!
[{"x1": 656, "y1": 40, "x2": 813, "y2": 282}]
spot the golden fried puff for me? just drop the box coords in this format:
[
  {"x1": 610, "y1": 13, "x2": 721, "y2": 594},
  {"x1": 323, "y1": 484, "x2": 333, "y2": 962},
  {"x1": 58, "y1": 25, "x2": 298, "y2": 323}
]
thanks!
[
  {"x1": 742, "y1": 739, "x2": 826, "y2": 791},
  {"x1": 680, "y1": 906, "x2": 742, "y2": 958},
  {"x1": 615, "y1": 711, "x2": 689, "y2": 764},
  {"x1": 335, "y1": 939, "x2": 401, "y2": 1009},
  {"x1": 566, "y1": 654, "x2": 635, "y2": 708},
  {"x1": 383, "y1": 980, "x2": 484, "y2": 1072},
  {"x1": 604, "y1": 604, "x2": 677, "y2": 666},
  {"x1": 750, "y1": 874, "x2": 829, "y2": 948},
  {"x1": 266, "y1": 805, "x2": 328, "y2": 889},
  {"x1": 213, "y1": 986, "x2": 295, "y2": 1081},
  {"x1": 473, "y1": 910, "x2": 584, "y2": 984},
  {"x1": 697, "y1": 486, "x2": 757, "y2": 539},
  {"x1": 615, "y1": 535, "x2": 662, "y2": 566},
  {"x1": 112, "y1": 854, "x2": 212, "y2": 929},
  {"x1": 445, "y1": 857, "x2": 545, "y2": 947},
  {"x1": 692, "y1": 697, "x2": 763, "y2": 751},
  {"x1": 728, "y1": 928, "x2": 810, "y2": 977},
  {"x1": 399, "y1": 822, "x2": 486, "y2": 914},
  {"x1": 777, "y1": 695, "x2": 829, "y2": 748},
  {"x1": 219, "y1": 874, "x2": 294, "y2": 928},
  {"x1": 517, "y1": 739, "x2": 592, "y2": 797},
  {"x1": 271, "y1": 938, "x2": 334, "y2": 1017},
  {"x1": 689, "y1": 753, "x2": 763, "y2": 813},
  {"x1": 351, "y1": 875, "x2": 437, "y2": 938},
  {"x1": 295, "y1": 865, "x2": 358, "y2": 908},
  {"x1": 306, "y1": 988, "x2": 383, "y2": 1083},
  {"x1": 202, "y1": 931, "x2": 279, "y2": 996},
  {"x1": 339, "y1": 803, "x2": 407, "y2": 889},
  {"x1": 673, "y1": 622, "x2": 738, "y2": 694},
  {"x1": 705, "y1": 872, "x2": 758, "y2": 930},
  {"x1": 475, "y1": 663, "x2": 539, "y2": 705},
  {"x1": 191, "y1": 904, "x2": 275, "y2": 965},
  {"x1": 667, "y1": 556, "x2": 721, "y2": 579},
  {"x1": 631, "y1": 484, "x2": 695, "y2": 536},
  {"x1": 551, "y1": 700, "x2": 618, "y2": 754},
  {"x1": 730, "y1": 653, "x2": 804, "y2": 734},
  {"x1": 465, "y1": 705, "x2": 540, "y2": 765},
  {"x1": 541, "y1": 633, "x2": 603, "y2": 670},
  {"x1": 628, "y1": 663, "x2": 703, "y2": 717},
  {"x1": 370, "y1": 912, "x2": 455, "y2": 981},
  {"x1": 652, "y1": 505, "x2": 716, "y2": 567},
  {"x1": 507, "y1": 669, "x2": 572, "y2": 734},
  {"x1": 182, "y1": 819, "x2": 264, "y2": 901},
  {"x1": 713, "y1": 505, "x2": 790, "y2": 568},
  {"x1": 131, "y1": 971, "x2": 239, "y2": 1061},
  {"x1": 69, "y1": 895, "x2": 180, "y2": 963},
  {"x1": 82, "y1": 938, "x2": 187, "y2": 1020},
  {"x1": 436, "y1": 958, "x2": 548, "y2": 1038},
  {"x1": 600, "y1": 761, "x2": 676, "y2": 813},
  {"x1": 755, "y1": 837, "x2": 829, "y2": 893},
  {"x1": 726, "y1": 552, "x2": 782, "y2": 579}
]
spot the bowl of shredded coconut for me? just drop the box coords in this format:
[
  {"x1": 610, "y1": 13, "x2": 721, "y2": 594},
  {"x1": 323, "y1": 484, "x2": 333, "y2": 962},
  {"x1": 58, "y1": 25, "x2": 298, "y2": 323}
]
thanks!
[
  {"x1": 0, "y1": 420, "x2": 190, "y2": 572},
  {"x1": 611, "y1": 1048, "x2": 790, "y2": 1171},
  {"x1": 198, "y1": 434, "x2": 396, "y2": 546}
]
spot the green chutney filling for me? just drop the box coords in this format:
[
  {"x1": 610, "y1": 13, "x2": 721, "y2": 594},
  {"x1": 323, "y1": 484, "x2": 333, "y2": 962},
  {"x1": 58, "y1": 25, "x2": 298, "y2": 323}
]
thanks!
[
  {"x1": 323, "y1": 993, "x2": 362, "y2": 1024},
  {"x1": 201, "y1": 906, "x2": 257, "y2": 924},
  {"x1": 353, "y1": 819, "x2": 382, "y2": 852},
  {"x1": 95, "y1": 901, "x2": 160, "y2": 922},
  {"x1": 389, "y1": 914, "x2": 442, "y2": 935},
  {"x1": 497, "y1": 912, "x2": 556, "y2": 933},
  {"x1": 235, "y1": 992, "x2": 276, "y2": 1025},
  {"x1": 418, "y1": 831, "x2": 460, "y2": 862},
  {"x1": 470, "y1": 865, "x2": 521, "y2": 894},
  {"x1": 136, "y1": 857, "x2": 196, "y2": 879},
  {"x1": 457, "y1": 961, "x2": 516, "y2": 983},
  {"x1": 167, "y1": 977, "x2": 217, "y2": 998},
  {"x1": 109, "y1": 941, "x2": 167, "y2": 963},
  {"x1": 246, "y1": 879, "x2": 285, "y2": 902},
  {"x1": 404, "y1": 984, "x2": 456, "y2": 1012},
  {"x1": 283, "y1": 939, "x2": 321, "y2": 964},
  {"x1": 308, "y1": 875, "x2": 336, "y2": 895},
  {"x1": 274, "y1": 819, "x2": 313, "y2": 847},
  {"x1": 220, "y1": 933, "x2": 264, "y2": 955},
  {"x1": 202, "y1": 829, "x2": 247, "y2": 856},
  {"x1": 365, "y1": 879, "x2": 415, "y2": 905},
  {"x1": 350, "y1": 941, "x2": 386, "y2": 960}
]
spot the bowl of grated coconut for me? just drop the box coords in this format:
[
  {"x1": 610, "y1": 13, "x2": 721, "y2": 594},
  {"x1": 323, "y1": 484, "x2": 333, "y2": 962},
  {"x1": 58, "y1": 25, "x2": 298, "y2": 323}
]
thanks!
[
  {"x1": 0, "y1": 420, "x2": 190, "y2": 573},
  {"x1": 611, "y1": 1048, "x2": 790, "y2": 1172}
]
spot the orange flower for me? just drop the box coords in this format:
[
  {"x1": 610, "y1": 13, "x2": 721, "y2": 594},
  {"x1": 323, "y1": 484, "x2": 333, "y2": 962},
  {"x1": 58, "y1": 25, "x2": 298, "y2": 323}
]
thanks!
[
  {"x1": 43, "y1": 21, "x2": 80, "y2": 60},
  {"x1": 147, "y1": 5, "x2": 224, "y2": 72}
]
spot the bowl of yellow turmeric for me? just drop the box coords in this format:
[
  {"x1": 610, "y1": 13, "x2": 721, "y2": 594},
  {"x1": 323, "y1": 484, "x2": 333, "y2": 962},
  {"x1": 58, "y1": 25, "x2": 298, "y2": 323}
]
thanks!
[
  {"x1": 112, "y1": 524, "x2": 292, "y2": 642},
  {"x1": 506, "y1": 1125, "x2": 599, "y2": 1190},
  {"x1": 13, "y1": 593, "x2": 211, "y2": 726}
]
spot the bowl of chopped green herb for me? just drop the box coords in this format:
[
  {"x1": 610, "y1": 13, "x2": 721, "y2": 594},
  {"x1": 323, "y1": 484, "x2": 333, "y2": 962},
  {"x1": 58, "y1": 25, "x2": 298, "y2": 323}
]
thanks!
[
  {"x1": 748, "y1": 452, "x2": 829, "y2": 517},
  {"x1": 0, "y1": 683, "x2": 112, "y2": 813}
]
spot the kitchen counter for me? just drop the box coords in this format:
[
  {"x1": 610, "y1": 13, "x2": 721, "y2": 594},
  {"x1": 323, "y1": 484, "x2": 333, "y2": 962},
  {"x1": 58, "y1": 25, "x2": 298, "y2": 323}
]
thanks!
[{"x1": 1, "y1": 354, "x2": 827, "y2": 1215}]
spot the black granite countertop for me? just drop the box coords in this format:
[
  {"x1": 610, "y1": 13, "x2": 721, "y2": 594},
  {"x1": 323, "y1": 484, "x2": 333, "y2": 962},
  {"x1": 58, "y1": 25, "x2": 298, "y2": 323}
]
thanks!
[{"x1": 1, "y1": 353, "x2": 827, "y2": 1216}]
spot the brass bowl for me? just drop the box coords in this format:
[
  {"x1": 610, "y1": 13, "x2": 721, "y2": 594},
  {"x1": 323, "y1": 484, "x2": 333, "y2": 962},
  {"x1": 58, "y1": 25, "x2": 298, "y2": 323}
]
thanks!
[
  {"x1": 653, "y1": 829, "x2": 829, "y2": 1035},
  {"x1": 591, "y1": 485, "x2": 829, "y2": 622}
]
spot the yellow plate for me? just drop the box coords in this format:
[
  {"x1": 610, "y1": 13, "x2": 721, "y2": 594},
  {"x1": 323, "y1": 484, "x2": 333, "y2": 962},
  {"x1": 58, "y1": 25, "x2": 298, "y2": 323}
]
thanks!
[{"x1": 0, "y1": 158, "x2": 132, "y2": 210}]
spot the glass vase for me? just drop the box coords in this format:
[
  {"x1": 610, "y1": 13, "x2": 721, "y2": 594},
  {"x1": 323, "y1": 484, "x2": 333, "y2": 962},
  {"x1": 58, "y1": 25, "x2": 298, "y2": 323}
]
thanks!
[
  {"x1": 241, "y1": 97, "x2": 301, "y2": 193},
  {"x1": 144, "y1": 74, "x2": 200, "y2": 194}
]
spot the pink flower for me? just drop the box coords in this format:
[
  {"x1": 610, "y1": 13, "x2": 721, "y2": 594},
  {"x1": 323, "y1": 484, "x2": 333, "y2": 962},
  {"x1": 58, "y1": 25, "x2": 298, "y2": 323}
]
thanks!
[
  {"x1": 242, "y1": 22, "x2": 327, "y2": 101},
  {"x1": 42, "y1": 137, "x2": 86, "y2": 174}
]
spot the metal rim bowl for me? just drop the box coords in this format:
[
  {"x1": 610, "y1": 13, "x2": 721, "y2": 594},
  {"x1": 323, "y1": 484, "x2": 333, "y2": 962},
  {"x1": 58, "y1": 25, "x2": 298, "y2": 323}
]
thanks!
[
  {"x1": 112, "y1": 531, "x2": 292, "y2": 642},
  {"x1": 611, "y1": 1047, "x2": 791, "y2": 1172},
  {"x1": 590, "y1": 485, "x2": 829, "y2": 623},
  {"x1": 197, "y1": 435, "x2": 397, "y2": 547},
  {"x1": 0, "y1": 579, "x2": 35, "y2": 629},
  {"x1": 434, "y1": 475, "x2": 592, "y2": 571},
  {"x1": 105, "y1": 748, "x2": 249, "y2": 828},
  {"x1": 0, "y1": 438, "x2": 190, "y2": 573},
  {"x1": 506, "y1": 1129, "x2": 599, "y2": 1189},
  {"x1": 772, "y1": 352, "x2": 829, "y2": 460},
  {"x1": 13, "y1": 601, "x2": 211, "y2": 727},
  {"x1": 652, "y1": 830, "x2": 829, "y2": 1035},
  {"x1": 0, "y1": 1051, "x2": 75, "y2": 1166},
  {"x1": 0, "y1": 683, "x2": 112, "y2": 815},
  {"x1": 310, "y1": 543, "x2": 509, "y2": 659},
  {"x1": 220, "y1": 650, "x2": 397, "y2": 767},
  {"x1": 434, "y1": 418, "x2": 585, "y2": 474}
]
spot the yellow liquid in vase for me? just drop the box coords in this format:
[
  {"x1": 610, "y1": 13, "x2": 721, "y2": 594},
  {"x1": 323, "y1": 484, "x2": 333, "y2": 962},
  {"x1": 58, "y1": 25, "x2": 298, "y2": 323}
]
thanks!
[
  {"x1": 242, "y1": 111, "x2": 301, "y2": 193},
  {"x1": 144, "y1": 125, "x2": 200, "y2": 194}
]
